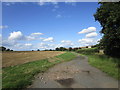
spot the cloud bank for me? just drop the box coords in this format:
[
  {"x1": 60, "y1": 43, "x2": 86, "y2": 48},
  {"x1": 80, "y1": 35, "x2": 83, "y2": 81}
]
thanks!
[{"x1": 78, "y1": 27, "x2": 99, "y2": 46}]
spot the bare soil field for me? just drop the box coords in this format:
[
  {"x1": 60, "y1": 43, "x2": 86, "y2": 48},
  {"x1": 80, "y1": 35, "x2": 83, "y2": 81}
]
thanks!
[{"x1": 2, "y1": 51, "x2": 64, "y2": 68}]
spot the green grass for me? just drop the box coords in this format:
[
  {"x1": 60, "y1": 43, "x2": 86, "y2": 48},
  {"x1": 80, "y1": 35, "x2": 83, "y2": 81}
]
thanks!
[
  {"x1": 77, "y1": 47, "x2": 99, "y2": 54},
  {"x1": 2, "y1": 52, "x2": 76, "y2": 89},
  {"x1": 77, "y1": 48, "x2": 119, "y2": 80},
  {"x1": 87, "y1": 54, "x2": 119, "y2": 80},
  {"x1": 55, "y1": 52, "x2": 77, "y2": 61}
]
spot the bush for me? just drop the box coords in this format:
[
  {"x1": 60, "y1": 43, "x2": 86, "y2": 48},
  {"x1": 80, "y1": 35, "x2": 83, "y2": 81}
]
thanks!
[{"x1": 76, "y1": 48, "x2": 99, "y2": 55}]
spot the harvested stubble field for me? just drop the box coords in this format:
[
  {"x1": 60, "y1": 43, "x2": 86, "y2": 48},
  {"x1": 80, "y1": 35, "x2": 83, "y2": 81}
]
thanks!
[{"x1": 2, "y1": 51, "x2": 64, "y2": 68}]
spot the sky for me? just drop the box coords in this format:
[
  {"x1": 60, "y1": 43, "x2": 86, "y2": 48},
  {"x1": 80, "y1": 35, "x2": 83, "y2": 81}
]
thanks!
[{"x1": 1, "y1": 2, "x2": 102, "y2": 51}]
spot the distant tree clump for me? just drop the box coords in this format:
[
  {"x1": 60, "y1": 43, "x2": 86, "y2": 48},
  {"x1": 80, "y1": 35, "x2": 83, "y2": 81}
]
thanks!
[
  {"x1": 0, "y1": 46, "x2": 13, "y2": 51},
  {"x1": 55, "y1": 47, "x2": 68, "y2": 51},
  {"x1": 68, "y1": 47, "x2": 72, "y2": 51},
  {"x1": 6, "y1": 49, "x2": 10, "y2": 51},
  {"x1": 55, "y1": 47, "x2": 60, "y2": 51},
  {"x1": 73, "y1": 48, "x2": 79, "y2": 51},
  {"x1": 0, "y1": 46, "x2": 6, "y2": 51},
  {"x1": 49, "y1": 49, "x2": 52, "y2": 51},
  {"x1": 37, "y1": 49, "x2": 40, "y2": 51},
  {"x1": 94, "y1": 2, "x2": 120, "y2": 57},
  {"x1": 55, "y1": 47, "x2": 81, "y2": 51}
]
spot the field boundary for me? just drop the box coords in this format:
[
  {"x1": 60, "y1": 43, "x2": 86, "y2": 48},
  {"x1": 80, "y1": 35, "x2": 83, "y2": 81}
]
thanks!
[{"x1": 2, "y1": 52, "x2": 77, "y2": 89}]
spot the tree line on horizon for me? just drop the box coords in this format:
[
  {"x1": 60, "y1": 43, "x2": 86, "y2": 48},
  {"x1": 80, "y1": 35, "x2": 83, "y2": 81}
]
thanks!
[
  {"x1": 0, "y1": 45, "x2": 98, "y2": 52},
  {"x1": 0, "y1": 46, "x2": 13, "y2": 51},
  {"x1": 40, "y1": 45, "x2": 98, "y2": 51},
  {"x1": 36, "y1": 47, "x2": 79, "y2": 51}
]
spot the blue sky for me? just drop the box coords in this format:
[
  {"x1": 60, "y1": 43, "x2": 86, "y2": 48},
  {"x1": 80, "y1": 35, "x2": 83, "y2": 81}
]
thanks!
[{"x1": 1, "y1": 2, "x2": 102, "y2": 51}]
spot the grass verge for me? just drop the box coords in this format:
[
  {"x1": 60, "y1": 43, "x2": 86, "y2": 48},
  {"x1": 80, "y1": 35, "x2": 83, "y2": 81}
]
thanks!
[
  {"x1": 2, "y1": 52, "x2": 76, "y2": 89},
  {"x1": 77, "y1": 48, "x2": 119, "y2": 80}
]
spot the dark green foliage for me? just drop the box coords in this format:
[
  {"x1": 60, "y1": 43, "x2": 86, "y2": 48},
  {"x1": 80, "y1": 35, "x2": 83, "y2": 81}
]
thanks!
[
  {"x1": 91, "y1": 44, "x2": 100, "y2": 48},
  {"x1": 6, "y1": 49, "x2": 10, "y2": 51},
  {"x1": 77, "y1": 48, "x2": 119, "y2": 79},
  {"x1": 0, "y1": 46, "x2": 6, "y2": 51},
  {"x1": 0, "y1": 46, "x2": 13, "y2": 51},
  {"x1": 88, "y1": 54, "x2": 119, "y2": 80},
  {"x1": 55, "y1": 47, "x2": 81, "y2": 51},
  {"x1": 37, "y1": 49, "x2": 40, "y2": 51},
  {"x1": 94, "y1": 2, "x2": 120, "y2": 57},
  {"x1": 59, "y1": 47, "x2": 66, "y2": 51},
  {"x1": 76, "y1": 48, "x2": 99, "y2": 55},
  {"x1": 73, "y1": 48, "x2": 79, "y2": 51},
  {"x1": 43, "y1": 49, "x2": 54, "y2": 51},
  {"x1": 55, "y1": 47, "x2": 67, "y2": 51},
  {"x1": 68, "y1": 47, "x2": 72, "y2": 51},
  {"x1": 55, "y1": 47, "x2": 60, "y2": 51}
]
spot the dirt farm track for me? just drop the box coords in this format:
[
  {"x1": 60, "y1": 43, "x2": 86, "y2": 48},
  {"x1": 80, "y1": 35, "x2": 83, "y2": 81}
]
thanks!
[{"x1": 2, "y1": 51, "x2": 64, "y2": 68}]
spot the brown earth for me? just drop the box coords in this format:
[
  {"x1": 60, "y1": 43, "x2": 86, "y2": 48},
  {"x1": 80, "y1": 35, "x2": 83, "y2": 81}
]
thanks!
[{"x1": 2, "y1": 51, "x2": 64, "y2": 68}]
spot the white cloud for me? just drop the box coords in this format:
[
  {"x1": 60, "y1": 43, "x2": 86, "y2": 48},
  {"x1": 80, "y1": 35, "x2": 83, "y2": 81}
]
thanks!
[
  {"x1": 65, "y1": 2, "x2": 76, "y2": 6},
  {"x1": 14, "y1": 43, "x2": 33, "y2": 50},
  {"x1": 38, "y1": 2, "x2": 45, "y2": 6},
  {"x1": 57, "y1": 40, "x2": 74, "y2": 47},
  {"x1": 37, "y1": 0, "x2": 58, "y2": 6},
  {"x1": 26, "y1": 36, "x2": 35, "y2": 41},
  {"x1": 85, "y1": 32, "x2": 98, "y2": 38},
  {"x1": 78, "y1": 27, "x2": 96, "y2": 34},
  {"x1": 8, "y1": 31, "x2": 25, "y2": 40},
  {"x1": 39, "y1": 37, "x2": 45, "y2": 40},
  {"x1": 8, "y1": 31, "x2": 44, "y2": 41},
  {"x1": 65, "y1": 0, "x2": 77, "y2": 2},
  {"x1": 78, "y1": 38, "x2": 97, "y2": 46},
  {"x1": 61, "y1": 40, "x2": 72, "y2": 43},
  {"x1": 52, "y1": 2, "x2": 58, "y2": 5},
  {"x1": 42, "y1": 37, "x2": 54, "y2": 42},
  {"x1": 56, "y1": 14, "x2": 62, "y2": 18},
  {"x1": 0, "y1": 34, "x2": 2, "y2": 39},
  {"x1": 24, "y1": 43, "x2": 32, "y2": 46},
  {"x1": 0, "y1": 25, "x2": 8, "y2": 29},
  {"x1": 38, "y1": 43, "x2": 49, "y2": 49},
  {"x1": 2, "y1": 39, "x2": 17, "y2": 47},
  {"x1": 77, "y1": 27, "x2": 98, "y2": 46},
  {"x1": 26, "y1": 32, "x2": 43, "y2": 41},
  {"x1": 2, "y1": 39, "x2": 34, "y2": 50},
  {"x1": 1, "y1": 0, "x2": 78, "y2": 2},
  {"x1": 37, "y1": 42, "x2": 55, "y2": 49},
  {"x1": 31, "y1": 32, "x2": 43, "y2": 36},
  {"x1": 2, "y1": 31, "x2": 56, "y2": 50}
]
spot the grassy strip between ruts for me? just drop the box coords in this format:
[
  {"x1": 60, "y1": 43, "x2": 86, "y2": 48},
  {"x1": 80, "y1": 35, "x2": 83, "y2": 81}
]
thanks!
[
  {"x1": 2, "y1": 52, "x2": 76, "y2": 89},
  {"x1": 77, "y1": 48, "x2": 119, "y2": 80}
]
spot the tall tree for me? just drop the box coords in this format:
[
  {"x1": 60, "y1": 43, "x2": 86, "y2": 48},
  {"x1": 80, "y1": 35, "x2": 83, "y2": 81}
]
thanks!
[
  {"x1": 37, "y1": 49, "x2": 40, "y2": 51},
  {"x1": 0, "y1": 46, "x2": 6, "y2": 51},
  {"x1": 55, "y1": 47, "x2": 59, "y2": 51},
  {"x1": 6, "y1": 49, "x2": 10, "y2": 51},
  {"x1": 94, "y1": 2, "x2": 120, "y2": 57},
  {"x1": 59, "y1": 47, "x2": 64, "y2": 51},
  {"x1": 68, "y1": 47, "x2": 72, "y2": 51}
]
